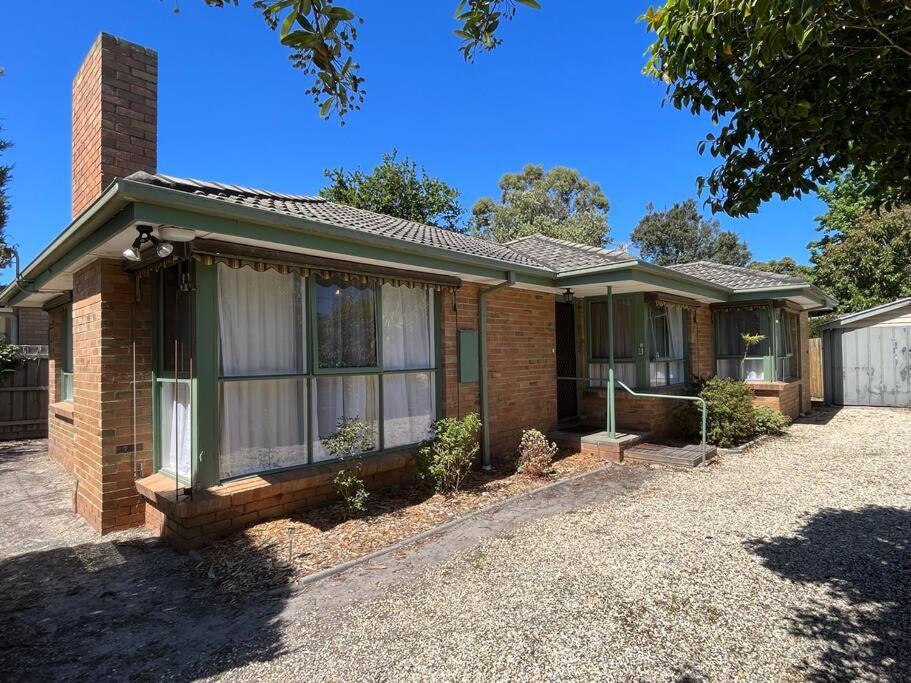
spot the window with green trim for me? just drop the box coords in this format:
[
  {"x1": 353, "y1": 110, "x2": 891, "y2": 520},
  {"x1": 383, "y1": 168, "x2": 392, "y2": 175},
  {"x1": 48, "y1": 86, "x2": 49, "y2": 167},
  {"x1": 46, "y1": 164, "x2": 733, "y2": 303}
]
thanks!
[
  {"x1": 647, "y1": 303, "x2": 686, "y2": 387},
  {"x1": 715, "y1": 306, "x2": 771, "y2": 381},
  {"x1": 59, "y1": 304, "x2": 74, "y2": 402},
  {"x1": 588, "y1": 298, "x2": 636, "y2": 388},
  {"x1": 776, "y1": 309, "x2": 798, "y2": 380}
]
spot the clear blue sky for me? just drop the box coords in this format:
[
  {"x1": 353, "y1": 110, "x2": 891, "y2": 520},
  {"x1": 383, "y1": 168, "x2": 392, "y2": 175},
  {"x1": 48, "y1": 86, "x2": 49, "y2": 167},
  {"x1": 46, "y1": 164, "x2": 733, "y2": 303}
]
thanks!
[{"x1": 0, "y1": 1, "x2": 824, "y2": 283}]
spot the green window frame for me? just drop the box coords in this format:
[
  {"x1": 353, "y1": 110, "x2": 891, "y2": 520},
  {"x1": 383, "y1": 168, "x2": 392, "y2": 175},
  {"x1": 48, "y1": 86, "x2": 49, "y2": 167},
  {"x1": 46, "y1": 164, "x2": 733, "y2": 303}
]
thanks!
[
  {"x1": 153, "y1": 263, "x2": 443, "y2": 489},
  {"x1": 646, "y1": 302, "x2": 687, "y2": 388},
  {"x1": 775, "y1": 308, "x2": 798, "y2": 380},
  {"x1": 713, "y1": 304, "x2": 774, "y2": 381},
  {"x1": 59, "y1": 304, "x2": 74, "y2": 402}
]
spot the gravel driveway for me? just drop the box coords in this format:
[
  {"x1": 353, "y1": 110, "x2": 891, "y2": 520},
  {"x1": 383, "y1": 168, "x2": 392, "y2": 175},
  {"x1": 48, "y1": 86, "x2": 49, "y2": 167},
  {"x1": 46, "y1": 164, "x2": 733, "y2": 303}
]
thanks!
[{"x1": 217, "y1": 406, "x2": 911, "y2": 682}]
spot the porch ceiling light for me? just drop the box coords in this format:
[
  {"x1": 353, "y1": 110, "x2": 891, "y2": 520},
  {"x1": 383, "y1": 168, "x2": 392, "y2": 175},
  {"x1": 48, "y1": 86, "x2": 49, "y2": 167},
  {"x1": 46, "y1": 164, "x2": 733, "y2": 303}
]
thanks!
[
  {"x1": 562, "y1": 288, "x2": 575, "y2": 304},
  {"x1": 122, "y1": 225, "x2": 173, "y2": 262}
]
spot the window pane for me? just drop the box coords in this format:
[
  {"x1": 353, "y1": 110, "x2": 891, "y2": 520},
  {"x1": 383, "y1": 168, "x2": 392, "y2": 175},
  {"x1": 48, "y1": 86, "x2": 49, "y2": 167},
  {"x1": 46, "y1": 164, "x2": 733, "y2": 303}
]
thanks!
[
  {"x1": 589, "y1": 362, "x2": 636, "y2": 388},
  {"x1": 591, "y1": 299, "x2": 633, "y2": 359},
  {"x1": 382, "y1": 285, "x2": 433, "y2": 370},
  {"x1": 384, "y1": 372, "x2": 435, "y2": 448},
  {"x1": 161, "y1": 266, "x2": 193, "y2": 373},
  {"x1": 218, "y1": 265, "x2": 305, "y2": 376},
  {"x1": 716, "y1": 308, "x2": 771, "y2": 356},
  {"x1": 312, "y1": 375, "x2": 379, "y2": 461},
  {"x1": 649, "y1": 307, "x2": 670, "y2": 359},
  {"x1": 777, "y1": 311, "x2": 793, "y2": 355},
  {"x1": 649, "y1": 361, "x2": 667, "y2": 387},
  {"x1": 316, "y1": 280, "x2": 377, "y2": 368},
  {"x1": 669, "y1": 360, "x2": 684, "y2": 385},
  {"x1": 220, "y1": 378, "x2": 307, "y2": 479},
  {"x1": 0, "y1": 313, "x2": 16, "y2": 344},
  {"x1": 160, "y1": 381, "x2": 191, "y2": 479},
  {"x1": 717, "y1": 358, "x2": 765, "y2": 381}
]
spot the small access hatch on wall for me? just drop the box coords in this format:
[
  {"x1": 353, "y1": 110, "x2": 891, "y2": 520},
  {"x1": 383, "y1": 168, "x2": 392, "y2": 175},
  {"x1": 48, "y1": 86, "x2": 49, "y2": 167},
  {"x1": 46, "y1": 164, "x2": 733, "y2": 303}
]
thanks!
[{"x1": 458, "y1": 329, "x2": 479, "y2": 383}]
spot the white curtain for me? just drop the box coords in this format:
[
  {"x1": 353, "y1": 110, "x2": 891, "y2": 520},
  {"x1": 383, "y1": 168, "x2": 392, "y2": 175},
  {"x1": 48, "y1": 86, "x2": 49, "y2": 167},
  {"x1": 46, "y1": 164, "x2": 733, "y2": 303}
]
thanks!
[
  {"x1": 217, "y1": 264, "x2": 304, "y2": 376},
  {"x1": 220, "y1": 378, "x2": 308, "y2": 479},
  {"x1": 384, "y1": 373, "x2": 434, "y2": 447},
  {"x1": 315, "y1": 280, "x2": 376, "y2": 368},
  {"x1": 160, "y1": 381, "x2": 191, "y2": 479},
  {"x1": 382, "y1": 285, "x2": 432, "y2": 370},
  {"x1": 667, "y1": 305, "x2": 684, "y2": 359},
  {"x1": 312, "y1": 375, "x2": 379, "y2": 461},
  {"x1": 589, "y1": 361, "x2": 636, "y2": 388}
]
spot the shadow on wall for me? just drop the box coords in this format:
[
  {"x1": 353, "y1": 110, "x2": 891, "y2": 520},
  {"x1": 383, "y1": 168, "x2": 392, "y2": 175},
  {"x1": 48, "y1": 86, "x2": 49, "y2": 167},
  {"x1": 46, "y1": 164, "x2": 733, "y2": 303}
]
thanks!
[
  {"x1": 0, "y1": 522, "x2": 293, "y2": 679},
  {"x1": 747, "y1": 506, "x2": 911, "y2": 682}
]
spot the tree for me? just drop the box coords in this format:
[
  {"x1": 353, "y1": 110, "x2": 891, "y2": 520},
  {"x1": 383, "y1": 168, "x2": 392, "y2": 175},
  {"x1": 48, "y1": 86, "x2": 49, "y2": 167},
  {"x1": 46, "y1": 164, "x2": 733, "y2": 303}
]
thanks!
[
  {"x1": 203, "y1": 0, "x2": 540, "y2": 120},
  {"x1": 749, "y1": 257, "x2": 812, "y2": 280},
  {"x1": 643, "y1": 1, "x2": 911, "y2": 216},
  {"x1": 809, "y1": 175, "x2": 911, "y2": 313},
  {"x1": 320, "y1": 150, "x2": 463, "y2": 231},
  {"x1": 0, "y1": 127, "x2": 13, "y2": 269},
  {"x1": 469, "y1": 164, "x2": 610, "y2": 246},
  {"x1": 630, "y1": 199, "x2": 750, "y2": 266}
]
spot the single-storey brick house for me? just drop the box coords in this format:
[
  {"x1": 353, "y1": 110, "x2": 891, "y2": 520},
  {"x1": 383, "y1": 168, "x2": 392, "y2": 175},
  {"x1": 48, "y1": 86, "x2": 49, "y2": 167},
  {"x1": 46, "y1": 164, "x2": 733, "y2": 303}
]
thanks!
[{"x1": 1, "y1": 34, "x2": 835, "y2": 548}]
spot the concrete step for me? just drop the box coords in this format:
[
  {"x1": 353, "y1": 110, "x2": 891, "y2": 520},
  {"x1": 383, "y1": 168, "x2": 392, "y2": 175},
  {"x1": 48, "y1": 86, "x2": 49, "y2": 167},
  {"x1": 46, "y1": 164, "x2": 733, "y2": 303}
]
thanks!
[{"x1": 623, "y1": 442, "x2": 717, "y2": 468}]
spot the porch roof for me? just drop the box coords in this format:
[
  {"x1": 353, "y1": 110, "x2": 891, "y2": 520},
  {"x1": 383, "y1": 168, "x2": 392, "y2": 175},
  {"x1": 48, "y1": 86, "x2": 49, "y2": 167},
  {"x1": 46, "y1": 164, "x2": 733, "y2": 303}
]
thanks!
[{"x1": 0, "y1": 172, "x2": 837, "y2": 312}]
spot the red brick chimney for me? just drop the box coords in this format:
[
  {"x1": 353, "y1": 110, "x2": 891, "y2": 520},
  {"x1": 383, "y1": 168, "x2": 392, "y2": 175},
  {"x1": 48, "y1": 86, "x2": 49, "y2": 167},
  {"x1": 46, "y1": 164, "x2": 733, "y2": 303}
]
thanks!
[{"x1": 72, "y1": 33, "x2": 157, "y2": 218}]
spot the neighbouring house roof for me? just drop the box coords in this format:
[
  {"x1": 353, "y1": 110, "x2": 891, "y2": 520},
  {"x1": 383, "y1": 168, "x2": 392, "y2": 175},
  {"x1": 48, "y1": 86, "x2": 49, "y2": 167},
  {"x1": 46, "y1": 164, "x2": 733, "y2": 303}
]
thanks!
[
  {"x1": 503, "y1": 234, "x2": 633, "y2": 272},
  {"x1": 667, "y1": 261, "x2": 806, "y2": 290},
  {"x1": 128, "y1": 173, "x2": 546, "y2": 270},
  {"x1": 820, "y1": 297, "x2": 911, "y2": 329}
]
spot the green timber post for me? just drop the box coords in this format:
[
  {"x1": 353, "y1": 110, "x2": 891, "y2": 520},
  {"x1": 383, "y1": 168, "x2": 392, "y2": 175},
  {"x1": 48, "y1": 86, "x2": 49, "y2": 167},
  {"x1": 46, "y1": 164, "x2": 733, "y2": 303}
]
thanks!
[
  {"x1": 194, "y1": 262, "x2": 220, "y2": 489},
  {"x1": 607, "y1": 285, "x2": 615, "y2": 437}
]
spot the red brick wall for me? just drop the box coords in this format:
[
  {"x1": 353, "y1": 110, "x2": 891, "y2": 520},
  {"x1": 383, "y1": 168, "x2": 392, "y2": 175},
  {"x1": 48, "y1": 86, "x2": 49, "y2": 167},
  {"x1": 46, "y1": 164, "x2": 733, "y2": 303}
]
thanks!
[
  {"x1": 14, "y1": 307, "x2": 49, "y2": 345},
  {"x1": 485, "y1": 287, "x2": 557, "y2": 462},
  {"x1": 441, "y1": 284, "x2": 558, "y2": 464},
  {"x1": 69, "y1": 260, "x2": 153, "y2": 533},
  {"x1": 72, "y1": 33, "x2": 157, "y2": 217},
  {"x1": 690, "y1": 303, "x2": 714, "y2": 379}
]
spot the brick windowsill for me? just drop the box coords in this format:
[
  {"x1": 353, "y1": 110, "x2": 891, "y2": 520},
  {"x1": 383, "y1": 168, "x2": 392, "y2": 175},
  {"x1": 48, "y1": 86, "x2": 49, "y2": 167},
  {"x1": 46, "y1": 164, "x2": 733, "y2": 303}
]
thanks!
[{"x1": 50, "y1": 401, "x2": 74, "y2": 422}]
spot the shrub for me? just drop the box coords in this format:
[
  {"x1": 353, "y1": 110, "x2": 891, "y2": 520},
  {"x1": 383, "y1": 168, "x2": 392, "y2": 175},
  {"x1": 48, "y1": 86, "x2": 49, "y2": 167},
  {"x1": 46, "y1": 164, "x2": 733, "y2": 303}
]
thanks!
[
  {"x1": 0, "y1": 341, "x2": 23, "y2": 373},
  {"x1": 516, "y1": 429, "x2": 557, "y2": 477},
  {"x1": 322, "y1": 418, "x2": 375, "y2": 517},
  {"x1": 416, "y1": 413, "x2": 482, "y2": 493},
  {"x1": 753, "y1": 406, "x2": 791, "y2": 436},
  {"x1": 677, "y1": 377, "x2": 757, "y2": 448}
]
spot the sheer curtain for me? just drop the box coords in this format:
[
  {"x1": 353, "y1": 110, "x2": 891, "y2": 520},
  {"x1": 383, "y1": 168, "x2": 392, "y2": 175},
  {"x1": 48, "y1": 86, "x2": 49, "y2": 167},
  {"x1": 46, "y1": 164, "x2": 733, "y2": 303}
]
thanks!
[
  {"x1": 381, "y1": 285, "x2": 435, "y2": 447},
  {"x1": 312, "y1": 376, "x2": 379, "y2": 461},
  {"x1": 160, "y1": 381, "x2": 191, "y2": 479},
  {"x1": 217, "y1": 265, "x2": 308, "y2": 478}
]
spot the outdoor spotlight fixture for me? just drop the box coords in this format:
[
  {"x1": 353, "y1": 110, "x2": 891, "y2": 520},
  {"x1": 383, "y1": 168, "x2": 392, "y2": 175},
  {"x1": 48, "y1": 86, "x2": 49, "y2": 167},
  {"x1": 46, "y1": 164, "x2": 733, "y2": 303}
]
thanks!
[
  {"x1": 562, "y1": 288, "x2": 575, "y2": 304},
  {"x1": 122, "y1": 224, "x2": 174, "y2": 262}
]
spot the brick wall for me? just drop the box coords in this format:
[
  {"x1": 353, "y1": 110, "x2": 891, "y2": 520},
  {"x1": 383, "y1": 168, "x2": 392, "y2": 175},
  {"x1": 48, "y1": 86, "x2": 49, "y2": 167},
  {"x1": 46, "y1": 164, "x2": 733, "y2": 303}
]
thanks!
[
  {"x1": 690, "y1": 303, "x2": 714, "y2": 379},
  {"x1": 72, "y1": 33, "x2": 157, "y2": 217},
  {"x1": 798, "y1": 311, "x2": 811, "y2": 414},
  {"x1": 14, "y1": 307, "x2": 49, "y2": 345},
  {"x1": 441, "y1": 284, "x2": 480, "y2": 419},
  {"x1": 485, "y1": 287, "x2": 557, "y2": 462},
  {"x1": 581, "y1": 389, "x2": 682, "y2": 438},
  {"x1": 69, "y1": 260, "x2": 153, "y2": 533}
]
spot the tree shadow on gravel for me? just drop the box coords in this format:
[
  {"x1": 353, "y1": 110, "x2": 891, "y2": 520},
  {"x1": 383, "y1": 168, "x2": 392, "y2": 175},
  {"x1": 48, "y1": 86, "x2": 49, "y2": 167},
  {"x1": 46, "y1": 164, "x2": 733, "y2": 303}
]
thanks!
[
  {"x1": 0, "y1": 536, "x2": 292, "y2": 681},
  {"x1": 747, "y1": 506, "x2": 911, "y2": 682}
]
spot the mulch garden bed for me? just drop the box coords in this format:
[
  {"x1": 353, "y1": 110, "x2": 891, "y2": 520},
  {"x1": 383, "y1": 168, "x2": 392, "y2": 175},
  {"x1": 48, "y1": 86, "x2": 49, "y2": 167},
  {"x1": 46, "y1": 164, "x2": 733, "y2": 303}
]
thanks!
[{"x1": 189, "y1": 449, "x2": 609, "y2": 594}]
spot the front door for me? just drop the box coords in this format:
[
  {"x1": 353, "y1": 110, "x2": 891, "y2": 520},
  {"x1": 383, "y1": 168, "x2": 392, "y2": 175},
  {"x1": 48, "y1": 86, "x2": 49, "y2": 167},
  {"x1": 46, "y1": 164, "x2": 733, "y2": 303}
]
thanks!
[{"x1": 555, "y1": 301, "x2": 579, "y2": 422}]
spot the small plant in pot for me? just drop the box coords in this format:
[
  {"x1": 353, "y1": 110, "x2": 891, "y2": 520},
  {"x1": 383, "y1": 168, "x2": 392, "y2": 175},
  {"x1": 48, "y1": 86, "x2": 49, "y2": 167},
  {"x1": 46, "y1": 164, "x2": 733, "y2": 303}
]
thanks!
[{"x1": 322, "y1": 417, "x2": 375, "y2": 517}]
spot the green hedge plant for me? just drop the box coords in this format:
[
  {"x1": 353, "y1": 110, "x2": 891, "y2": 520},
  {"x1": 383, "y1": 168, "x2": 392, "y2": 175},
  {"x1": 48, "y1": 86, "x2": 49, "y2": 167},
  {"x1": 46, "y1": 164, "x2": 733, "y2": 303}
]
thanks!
[
  {"x1": 416, "y1": 413, "x2": 481, "y2": 493},
  {"x1": 753, "y1": 406, "x2": 791, "y2": 436}
]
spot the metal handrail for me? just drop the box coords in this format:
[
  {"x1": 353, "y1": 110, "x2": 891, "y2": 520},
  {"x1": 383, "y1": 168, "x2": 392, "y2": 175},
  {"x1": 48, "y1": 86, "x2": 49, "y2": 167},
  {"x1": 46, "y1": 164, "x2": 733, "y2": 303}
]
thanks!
[{"x1": 556, "y1": 370, "x2": 709, "y2": 465}]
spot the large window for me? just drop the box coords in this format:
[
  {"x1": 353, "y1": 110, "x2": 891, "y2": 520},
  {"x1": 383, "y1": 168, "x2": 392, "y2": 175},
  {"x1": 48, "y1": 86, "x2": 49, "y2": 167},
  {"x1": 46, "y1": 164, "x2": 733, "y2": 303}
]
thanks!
[
  {"x1": 189, "y1": 266, "x2": 439, "y2": 482},
  {"x1": 715, "y1": 307, "x2": 772, "y2": 381},
  {"x1": 647, "y1": 303, "x2": 685, "y2": 387},
  {"x1": 158, "y1": 267, "x2": 193, "y2": 480},
  {"x1": 0, "y1": 310, "x2": 17, "y2": 345},
  {"x1": 588, "y1": 297, "x2": 637, "y2": 388}
]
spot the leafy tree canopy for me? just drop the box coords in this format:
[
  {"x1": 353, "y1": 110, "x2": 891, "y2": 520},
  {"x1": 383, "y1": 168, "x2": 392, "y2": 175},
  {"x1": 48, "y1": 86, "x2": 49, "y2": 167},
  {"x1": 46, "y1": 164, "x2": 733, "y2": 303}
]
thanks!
[
  {"x1": 470, "y1": 164, "x2": 610, "y2": 246},
  {"x1": 749, "y1": 256, "x2": 813, "y2": 280},
  {"x1": 320, "y1": 150, "x2": 463, "y2": 231},
  {"x1": 643, "y1": 0, "x2": 911, "y2": 216},
  {"x1": 0, "y1": 126, "x2": 13, "y2": 269},
  {"x1": 204, "y1": 0, "x2": 540, "y2": 120},
  {"x1": 630, "y1": 199, "x2": 750, "y2": 266},
  {"x1": 809, "y1": 174, "x2": 911, "y2": 313}
]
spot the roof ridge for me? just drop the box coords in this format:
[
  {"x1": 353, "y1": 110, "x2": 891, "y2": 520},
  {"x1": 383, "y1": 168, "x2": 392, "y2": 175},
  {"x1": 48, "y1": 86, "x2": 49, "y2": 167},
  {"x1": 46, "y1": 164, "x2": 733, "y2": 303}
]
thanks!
[{"x1": 128, "y1": 171, "x2": 326, "y2": 203}]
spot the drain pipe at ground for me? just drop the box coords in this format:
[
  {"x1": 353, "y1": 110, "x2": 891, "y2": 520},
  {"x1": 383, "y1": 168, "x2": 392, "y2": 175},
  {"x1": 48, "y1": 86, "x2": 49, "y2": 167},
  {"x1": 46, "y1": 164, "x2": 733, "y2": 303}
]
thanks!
[{"x1": 479, "y1": 271, "x2": 517, "y2": 470}]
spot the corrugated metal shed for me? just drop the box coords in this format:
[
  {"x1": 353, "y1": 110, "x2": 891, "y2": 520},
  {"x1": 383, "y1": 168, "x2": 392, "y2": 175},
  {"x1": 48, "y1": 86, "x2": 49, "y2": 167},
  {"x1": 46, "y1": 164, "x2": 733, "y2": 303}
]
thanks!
[{"x1": 822, "y1": 299, "x2": 911, "y2": 407}]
